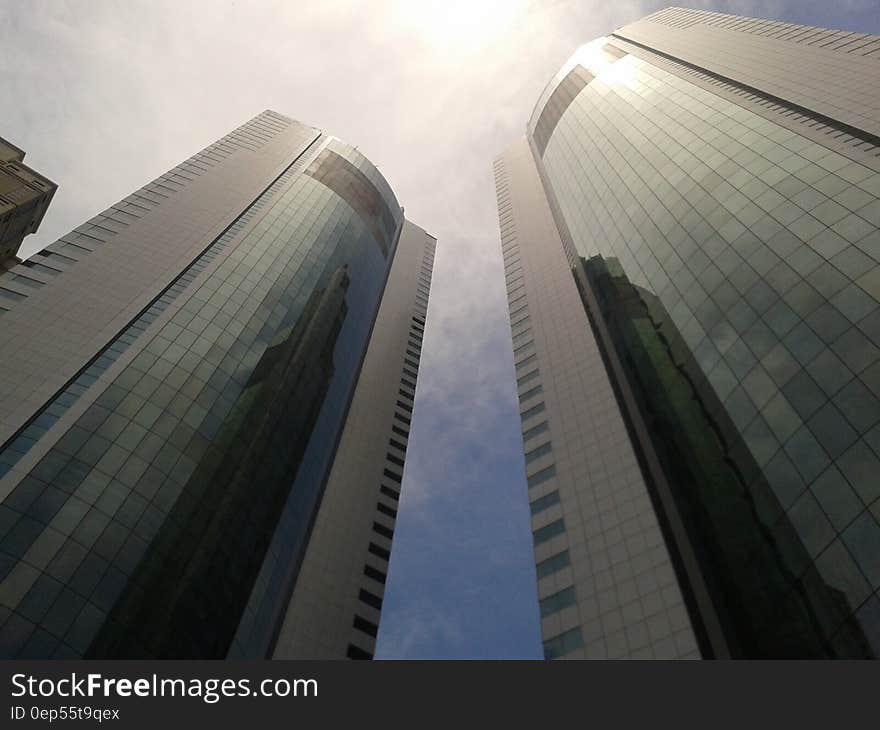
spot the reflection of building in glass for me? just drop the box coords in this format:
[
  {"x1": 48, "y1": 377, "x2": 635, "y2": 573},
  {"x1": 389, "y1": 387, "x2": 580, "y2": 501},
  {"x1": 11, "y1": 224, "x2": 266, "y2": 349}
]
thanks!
[
  {"x1": 495, "y1": 8, "x2": 880, "y2": 658},
  {"x1": 0, "y1": 136, "x2": 56, "y2": 274},
  {"x1": 0, "y1": 111, "x2": 436, "y2": 659}
]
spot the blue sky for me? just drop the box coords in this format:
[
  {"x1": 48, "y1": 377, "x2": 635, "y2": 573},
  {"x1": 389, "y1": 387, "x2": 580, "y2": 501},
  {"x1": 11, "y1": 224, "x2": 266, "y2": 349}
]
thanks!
[{"x1": 2, "y1": 0, "x2": 879, "y2": 659}]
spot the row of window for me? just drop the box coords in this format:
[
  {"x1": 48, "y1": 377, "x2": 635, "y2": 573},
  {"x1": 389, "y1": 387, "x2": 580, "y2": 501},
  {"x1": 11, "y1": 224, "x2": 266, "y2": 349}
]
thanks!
[
  {"x1": 0, "y1": 159, "x2": 396, "y2": 659},
  {"x1": 647, "y1": 6, "x2": 880, "y2": 56},
  {"x1": 495, "y1": 159, "x2": 578, "y2": 657},
  {"x1": 499, "y1": 214, "x2": 561, "y2": 505},
  {"x1": 541, "y1": 51, "x2": 880, "y2": 645},
  {"x1": 415, "y1": 250, "x2": 433, "y2": 312},
  {"x1": 0, "y1": 113, "x2": 304, "y2": 313},
  {"x1": 347, "y1": 239, "x2": 435, "y2": 660},
  {"x1": 0, "y1": 147, "x2": 316, "y2": 480},
  {"x1": 628, "y1": 31, "x2": 880, "y2": 163}
]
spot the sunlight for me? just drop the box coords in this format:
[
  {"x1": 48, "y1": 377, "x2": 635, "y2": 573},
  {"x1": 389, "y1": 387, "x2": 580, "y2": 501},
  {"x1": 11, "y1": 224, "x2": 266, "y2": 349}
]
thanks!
[
  {"x1": 390, "y1": 0, "x2": 528, "y2": 54},
  {"x1": 529, "y1": 35, "x2": 638, "y2": 132},
  {"x1": 563, "y1": 36, "x2": 638, "y2": 88}
]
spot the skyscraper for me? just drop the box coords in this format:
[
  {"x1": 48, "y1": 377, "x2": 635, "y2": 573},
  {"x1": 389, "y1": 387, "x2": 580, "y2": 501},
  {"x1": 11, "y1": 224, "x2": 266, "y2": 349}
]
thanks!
[
  {"x1": 495, "y1": 8, "x2": 880, "y2": 659},
  {"x1": 0, "y1": 110, "x2": 435, "y2": 659},
  {"x1": 0, "y1": 136, "x2": 56, "y2": 273}
]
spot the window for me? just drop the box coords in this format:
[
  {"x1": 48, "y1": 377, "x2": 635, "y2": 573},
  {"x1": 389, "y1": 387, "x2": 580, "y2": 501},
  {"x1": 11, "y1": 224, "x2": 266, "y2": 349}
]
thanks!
[
  {"x1": 363, "y1": 565, "x2": 387, "y2": 585},
  {"x1": 540, "y1": 586, "x2": 576, "y2": 618},
  {"x1": 512, "y1": 329, "x2": 533, "y2": 346},
  {"x1": 359, "y1": 589, "x2": 383, "y2": 610},
  {"x1": 511, "y1": 315, "x2": 531, "y2": 334},
  {"x1": 520, "y1": 402, "x2": 546, "y2": 422},
  {"x1": 56, "y1": 240, "x2": 91, "y2": 255},
  {"x1": 519, "y1": 384, "x2": 543, "y2": 402},
  {"x1": 353, "y1": 615, "x2": 379, "y2": 638},
  {"x1": 517, "y1": 369, "x2": 540, "y2": 387},
  {"x1": 530, "y1": 489, "x2": 561, "y2": 515},
  {"x1": 38, "y1": 250, "x2": 76, "y2": 265},
  {"x1": 515, "y1": 353, "x2": 537, "y2": 371},
  {"x1": 522, "y1": 421, "x2": 549, "y2": 441},
  {"x1": 380, "y1": 485, "x2": 400, "y2": 501},
  {"x1": 506, "y1": 273, "x2": 524, "y2": 289},
  {"x1": 23, "y1": 262, "x2": 61, "y2": 277},
  {"x1": 373, "y1": 522, "x2": 394, "y2": 540},
  {"x1": 10, "y1": 275, "x2": 44, "y2": 290},
  {"x1": 533, "y1": 518, "x2": 565, "y2": 546},
  {"x1": 602, "y1": 42, "x2": 627, "y2": 59},
  {"x1": 391, "y1": 424, "x2": 409, "y2": 439},
  {"x1": 0, "y1": 288, "x2": 27, "y2": 304},
  {"x1": 377, "y1": 502, "x2": 397, "y2": 519},
  {"x1": 369, "y1": 542, "x2": 390, "y2": 561},
  {"x1": 347, "y1": 644, "x2": 372, "y2": 660},
  {"x1": 383, "y1": 468, "x2": 402, "y2": 484},
  {"x1": 525, "y1": 440, "x2": 552, "y2": 464},
  {"x1": 528, "y1": 464, "x2": 556, "y2": 489},
  {"x1": 536, "y1": 550, "x2": 571, "y2": 579},
  {"x1": 513, "y1": 340, "x2": 535, "y2": 357},
  {"x1": 543, "y1": 627, "x2": 583, "y2": 659}
]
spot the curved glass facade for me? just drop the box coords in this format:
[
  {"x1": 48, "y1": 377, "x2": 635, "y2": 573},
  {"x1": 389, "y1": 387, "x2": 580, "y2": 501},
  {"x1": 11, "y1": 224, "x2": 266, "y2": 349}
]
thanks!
[
  {"x1": 0, "y1": 135, "x2": 404, "y2": 658},
  {"x1": 531, "y1": 37, "x2": 880, "y2": 656}
]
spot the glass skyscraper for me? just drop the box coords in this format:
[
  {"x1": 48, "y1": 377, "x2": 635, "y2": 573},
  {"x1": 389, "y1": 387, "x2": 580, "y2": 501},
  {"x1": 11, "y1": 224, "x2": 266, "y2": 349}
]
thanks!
[
  {"x1": 495, "y1": 8, "x2": 880, "y2": 658},
  {"x1": 0, "y1": 110, "x2": 435, "y2": 659}
]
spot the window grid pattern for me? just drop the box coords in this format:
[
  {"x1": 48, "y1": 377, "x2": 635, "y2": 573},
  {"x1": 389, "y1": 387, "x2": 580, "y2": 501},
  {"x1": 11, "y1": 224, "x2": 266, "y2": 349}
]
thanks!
[
  {"x1": 0, "y1": 132, "x2": 324, "y2": 482},
  {"x1": 345, "y1": 236, "x2": 436, "y2": 660},
  {"x1": 0, "y1": 112, "x2": 300, "y2": 310},
  {"x1": 613, "y1": 36, "x2": 880, "y2": 159},
  {"x1": 0, "y1": 138, "x2": 403, "y2": 659},
  {"x1": 540, "y1": 50, "x2": 880, "y2": 655},
  {"x1": 644, "y1": 7, "x2": 880, "y2": 57},
  {"x1": 494, "y1": 155, "x2": 576, "y2": 656},
  {"x1": 615, "y1": 10, "x2": 880, "y2": 150}
]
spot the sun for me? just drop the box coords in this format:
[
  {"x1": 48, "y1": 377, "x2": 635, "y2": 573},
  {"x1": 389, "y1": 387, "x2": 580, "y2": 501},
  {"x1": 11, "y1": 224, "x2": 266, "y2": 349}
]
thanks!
[{"x1": 390, "y1": 0, "x2": 528, "y2": 55}]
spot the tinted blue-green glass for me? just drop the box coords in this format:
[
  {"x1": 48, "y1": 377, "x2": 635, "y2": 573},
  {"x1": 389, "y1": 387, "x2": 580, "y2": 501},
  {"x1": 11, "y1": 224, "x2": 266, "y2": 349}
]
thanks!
[
  {"x1": 534, "y1": 46, "x2": 880, "y2": 657},
  {"x1": 0, "y1": 138, "x2": 403, "y2": 658}
]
